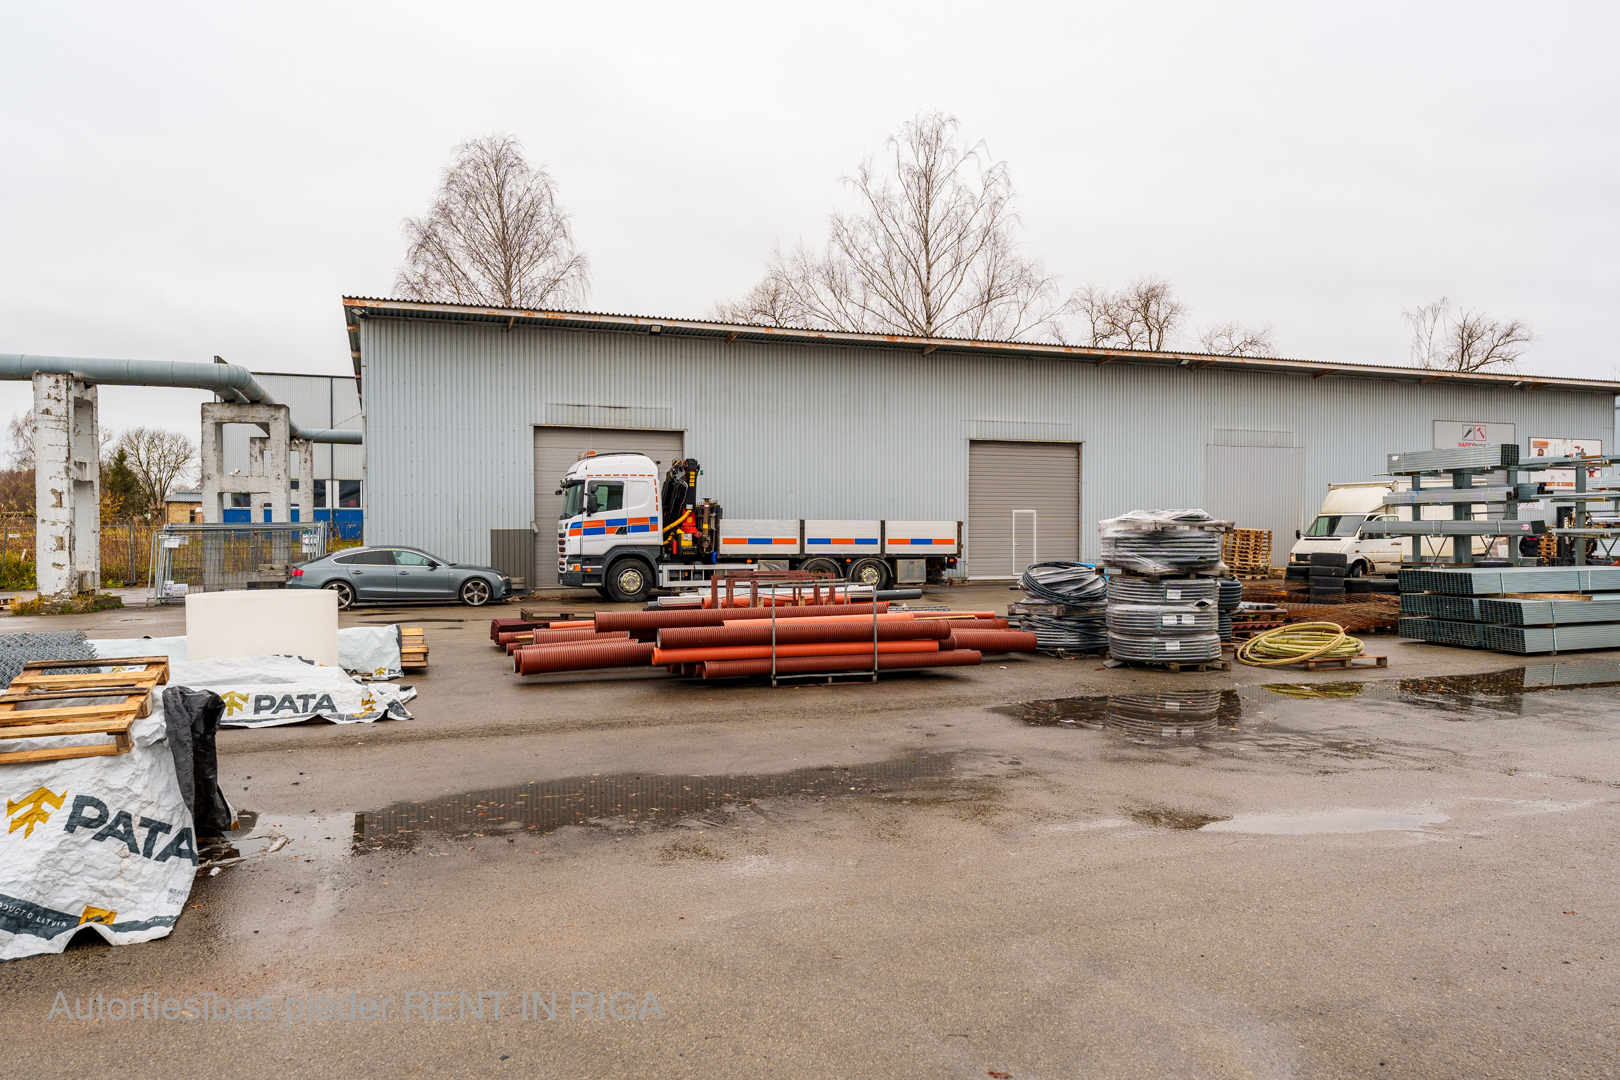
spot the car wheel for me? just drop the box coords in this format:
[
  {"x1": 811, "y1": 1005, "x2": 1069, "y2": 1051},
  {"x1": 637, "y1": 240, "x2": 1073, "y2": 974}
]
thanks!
[
  {"x1": 326, "y1": 581, "x2": 355, "y2": 610},
  {"x1": 800, "y1": 557, "x2": 842, "y2": 579},
  {"x1": 848, "y1": 558, "x2": 890, "y2": 590},
  {"x1": 606, "y1": 559, "x2": 653, "y2": 603},
  {"x1": 460, "y1": 578, "x2": 492, "y2": 607}
]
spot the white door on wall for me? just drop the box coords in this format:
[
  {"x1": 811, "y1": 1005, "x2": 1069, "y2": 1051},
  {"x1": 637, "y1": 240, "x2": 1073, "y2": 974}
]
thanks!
[
  {"x1": 1203, "y1": 444, "x2": 1306, "y2": 567},
  {"x1": 533, "y1": 427, "x2": 685, "y2": 587},
  {"x1": 966, "y1": 441, "x2": 1081, "y2": 579}
]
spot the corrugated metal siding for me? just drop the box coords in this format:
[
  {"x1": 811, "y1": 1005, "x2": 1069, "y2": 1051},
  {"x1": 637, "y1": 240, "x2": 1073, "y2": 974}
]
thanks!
[
  {"x1": 967, "y1": 441, "x2": 1080, "y2": 578},
  {"x1": 1204, "y1": 445, "x2": 1306, "y2": 566},
  {"x1": 360, "y1": 318, "x2": 1617, "y2": 568}
]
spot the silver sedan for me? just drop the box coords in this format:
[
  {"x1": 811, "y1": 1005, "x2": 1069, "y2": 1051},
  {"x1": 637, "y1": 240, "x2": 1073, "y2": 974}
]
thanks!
[{"x1": 289, "y1": 546, "x2": 511, "y2": 609}]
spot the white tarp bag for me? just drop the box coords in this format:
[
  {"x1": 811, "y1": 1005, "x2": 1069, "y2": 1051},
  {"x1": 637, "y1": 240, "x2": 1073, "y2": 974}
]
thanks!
[
  {"x1": 0, "y1": 712, "x2": 196, "y2": 962},
  {"x1": 336, "y1": 625, "x2": 402, "y2": 681},
  {"x1": 88, "y1": 636, "x2": 189, "y2": 665},
  {"x1": 169, "y1": 656, "x2": 415, "y2": 728}
]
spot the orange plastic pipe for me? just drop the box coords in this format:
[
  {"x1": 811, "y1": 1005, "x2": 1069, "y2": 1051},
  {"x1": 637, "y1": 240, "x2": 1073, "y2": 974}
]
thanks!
[
  {"x1": 594, "y1": 602, "x2": 887, "y2": 633},
  {"x1": 657, "y1": 621, "x2": 950, "y2": 649},
  {"x1": 697, "y1": 649, "x2": 983, "y2": 679},
  {"x1": 945, "y1": 629, "x2": 1039, "y2": 653},
  {"x1": 651, "y1": 640, "x2": 939, "y2": 664},
  {"x1": 514, "y1": 640, "x2": 655, "y2": 674}
]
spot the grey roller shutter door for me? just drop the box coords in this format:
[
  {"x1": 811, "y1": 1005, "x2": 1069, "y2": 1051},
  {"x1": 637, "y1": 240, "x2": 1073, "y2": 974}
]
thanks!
[
  {"x1": 967, "y1": 441, "x2": 1081, "y2": 579},
  {"x1": 533, "y1": 427, "x2": 685, "y2": 586},
  {"x1": 1203, "y1": 445, "x2": 1305, "y2": 568}
]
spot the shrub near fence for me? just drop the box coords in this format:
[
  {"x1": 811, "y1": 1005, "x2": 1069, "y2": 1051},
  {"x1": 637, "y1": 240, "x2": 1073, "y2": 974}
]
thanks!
[{"x1": 0, "y1": 522, "x2": 161, "y2": 590}]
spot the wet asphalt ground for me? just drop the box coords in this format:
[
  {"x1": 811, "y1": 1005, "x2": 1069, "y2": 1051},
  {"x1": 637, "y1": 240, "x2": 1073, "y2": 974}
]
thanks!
[{"x1": 5, "y1": 585, "x2": 1620, "y2": 1079}]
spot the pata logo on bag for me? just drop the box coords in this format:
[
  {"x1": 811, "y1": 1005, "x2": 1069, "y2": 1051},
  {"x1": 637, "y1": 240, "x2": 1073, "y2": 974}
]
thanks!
[
  {"x1": 52, "y1": 794, "x2": 198, "y2": 864},
  {"x1": 8, "y1": 787, "x2": 66, "y2": 838}
]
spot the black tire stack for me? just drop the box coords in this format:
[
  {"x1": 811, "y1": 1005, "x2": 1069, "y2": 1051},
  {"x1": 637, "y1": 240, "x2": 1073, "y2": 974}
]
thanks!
[{"x1": 1308, "y1": 553, "x2": 1348, "y2": 602}]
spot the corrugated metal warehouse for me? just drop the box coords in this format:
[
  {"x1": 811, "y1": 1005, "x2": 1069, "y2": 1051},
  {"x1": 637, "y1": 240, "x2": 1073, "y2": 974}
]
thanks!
[{"x1": 341, "y1": 297, "x2": 1619, "y2": 586}]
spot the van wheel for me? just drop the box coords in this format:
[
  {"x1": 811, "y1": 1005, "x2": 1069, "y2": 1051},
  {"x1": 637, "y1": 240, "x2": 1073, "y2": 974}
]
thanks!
[{"x1": 1348, "y1": 561, "x2": 1366, "y2": 578}]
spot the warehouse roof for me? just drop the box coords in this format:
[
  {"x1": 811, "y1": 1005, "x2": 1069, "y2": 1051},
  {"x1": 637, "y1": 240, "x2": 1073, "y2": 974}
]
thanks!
[{"x1": 341, "y1": 296, "x2": 1620, "y2": 396}]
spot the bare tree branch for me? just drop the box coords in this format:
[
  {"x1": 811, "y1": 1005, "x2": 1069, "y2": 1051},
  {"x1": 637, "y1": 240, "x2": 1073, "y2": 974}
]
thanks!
[
  {"x1": 6, "y1": 413, "x2": 35, "y2": 472},
  {"x1": 116, "y1": 428, "x2": 196, "y2": 511},
  {"x1": 1065, "y1": 276, "x2": 1189, "y2": 350},
  {"x1": 1403, "y1": 297, "x2": 1531, "y2": 372},
  {"x1": 395, "y1": 134, "x2": 590, "y2": 309},
  {"x1": 1199, "y1": 320, "x2": 1276, "y2": 357},
  {"x1": 713, "y1": 113, "x2": 1064, "y2": 341}
]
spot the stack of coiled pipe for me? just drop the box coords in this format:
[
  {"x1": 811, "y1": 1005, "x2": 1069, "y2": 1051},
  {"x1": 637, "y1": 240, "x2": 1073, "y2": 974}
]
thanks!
[
  {"x1": 1013, "y1": 561, "x2": 1109, "y2": 652},
  {"x1": 1217, "y1": 578, "x2": 1243, "y2": 641},
  {"x1": 1098, "y1": 510, "x2": 1232, "y2": 667}
]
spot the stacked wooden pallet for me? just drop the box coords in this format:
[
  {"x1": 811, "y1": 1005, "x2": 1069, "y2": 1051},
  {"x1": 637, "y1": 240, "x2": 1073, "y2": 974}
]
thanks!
[
  {"x1": 1222, "y1": 529, "x2": 1273, "y2": 576},
  {"x1": 0, "y1": 657, "x2": 169, "y2": 765},
  {"x1": 400, "y1": 627, "x2": 428, "y2": 671}
]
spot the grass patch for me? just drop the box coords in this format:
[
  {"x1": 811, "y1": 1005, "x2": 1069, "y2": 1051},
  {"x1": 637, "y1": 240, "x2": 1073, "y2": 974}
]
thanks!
[{"x1": 10, "y1": 592, "x2": 125, "y2": 616}]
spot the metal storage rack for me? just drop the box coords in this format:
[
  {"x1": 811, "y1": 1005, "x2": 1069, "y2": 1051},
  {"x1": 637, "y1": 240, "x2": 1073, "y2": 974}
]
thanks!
[{"x1": 1362, "y1": 444, "x2": 1612, "y2": 568}]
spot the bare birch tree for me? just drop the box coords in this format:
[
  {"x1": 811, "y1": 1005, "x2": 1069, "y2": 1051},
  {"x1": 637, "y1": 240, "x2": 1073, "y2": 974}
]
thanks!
[
  {"x1": 1403, "y1": 297, "x2": 1532, "y2": 372},
  {"x1": 714, "y1": 113, "x2": 1064, "y2": 341},
  {"x1": 395, "y1": 134, "x2": 590, "y2": 309},
  {"x1": 116, "y1": 428, "x2": 196, "y2": 511},
  {"x1": 1199, "y1": 320, "x2": 1276, "y2": 357},
  {"x1": 1068, "y1": 276, "x2": 1189, "y2": 350}
]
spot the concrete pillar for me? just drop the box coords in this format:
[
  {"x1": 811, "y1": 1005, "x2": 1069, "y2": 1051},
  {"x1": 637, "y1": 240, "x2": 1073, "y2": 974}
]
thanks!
[
  {"x1": 33, "y1": 373, "x2": 99, "y2": 600},
  {"x1": 291, "y1": 439, "x2": 314, "y2": 524},
  {"x1": 200, "y1": 402, "x2": 293, "y2": 523}
]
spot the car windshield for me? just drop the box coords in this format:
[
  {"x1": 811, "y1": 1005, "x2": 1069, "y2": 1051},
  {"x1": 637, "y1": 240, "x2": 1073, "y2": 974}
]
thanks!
[
  {"x1": 1305, "y1": 514, "x2": 1365, "y2": 538},
  {"x1": 561, "y1": 481, "x2": 584, "y2": 519}
]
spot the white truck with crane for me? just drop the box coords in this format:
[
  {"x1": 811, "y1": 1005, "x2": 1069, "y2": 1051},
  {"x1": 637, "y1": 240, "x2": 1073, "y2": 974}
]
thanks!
[{"x1": 554, "y1": 451, "x2": 961, "y2": 601}]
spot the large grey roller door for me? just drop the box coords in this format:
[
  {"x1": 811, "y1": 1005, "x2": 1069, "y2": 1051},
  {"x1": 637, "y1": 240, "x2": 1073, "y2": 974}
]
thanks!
[
  {"x1": 967, "y1": 441, "x2": 1081, "y2": 579},
  {"x1": 1203, "y1": 444, "x2": 1305, "y2": 568},
  {"x1": 533, "y1": 427, "x2": 685, "y2": 586}
]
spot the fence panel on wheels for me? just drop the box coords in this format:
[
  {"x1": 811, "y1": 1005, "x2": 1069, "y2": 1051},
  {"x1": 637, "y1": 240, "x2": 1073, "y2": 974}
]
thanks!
[{"x1": 148, "y1": 522, "x2": 328, "y2": 603}]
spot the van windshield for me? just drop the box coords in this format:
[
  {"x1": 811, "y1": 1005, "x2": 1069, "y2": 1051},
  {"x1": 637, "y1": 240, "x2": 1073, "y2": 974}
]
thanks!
[
  {"x1": 561, "y1": 481, "x2": 584, "y2": 519},
  {"x1": 1305, "y1": 514, "x2": 1365, "y2": 538}
]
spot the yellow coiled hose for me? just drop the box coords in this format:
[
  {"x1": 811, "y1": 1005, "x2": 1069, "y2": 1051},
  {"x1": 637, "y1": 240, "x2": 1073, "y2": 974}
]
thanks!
[{"x1": 1235, "y1": 622, "x2": 1363, "y2": 667}]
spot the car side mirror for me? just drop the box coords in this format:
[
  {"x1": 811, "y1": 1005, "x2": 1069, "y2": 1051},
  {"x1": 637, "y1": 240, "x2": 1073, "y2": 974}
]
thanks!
[{"x1": 1294, "y1": 529, "x2": 1302, "y2": 540}]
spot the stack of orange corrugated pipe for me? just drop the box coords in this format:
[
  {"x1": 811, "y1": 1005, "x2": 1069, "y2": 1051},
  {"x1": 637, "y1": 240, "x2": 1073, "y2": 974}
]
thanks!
[{"x1": 498, "y1": 603, "x2": 1037, "y2": 679}]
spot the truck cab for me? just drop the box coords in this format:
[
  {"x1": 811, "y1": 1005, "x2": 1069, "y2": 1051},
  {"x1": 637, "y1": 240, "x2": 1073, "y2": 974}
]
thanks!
[{"x1": 556, "y1": 451, "x2": 664, "y2": 601}]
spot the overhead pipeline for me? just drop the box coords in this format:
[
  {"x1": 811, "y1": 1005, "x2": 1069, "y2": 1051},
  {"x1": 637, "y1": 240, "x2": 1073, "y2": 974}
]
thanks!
[{"x1": 0, "y1": 354, "x2": 363, "y2": 444}]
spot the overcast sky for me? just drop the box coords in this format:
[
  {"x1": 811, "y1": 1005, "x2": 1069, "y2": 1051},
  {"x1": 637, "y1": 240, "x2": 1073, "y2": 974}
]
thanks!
[{"x1": 1, "y1": 2, "x2": 1615, "y2": 441}]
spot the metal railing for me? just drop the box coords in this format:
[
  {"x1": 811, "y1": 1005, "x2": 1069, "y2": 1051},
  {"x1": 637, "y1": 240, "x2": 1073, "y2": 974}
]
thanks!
[{"x1": 147, "y1": 521, "x2": 328, "y2": 604}]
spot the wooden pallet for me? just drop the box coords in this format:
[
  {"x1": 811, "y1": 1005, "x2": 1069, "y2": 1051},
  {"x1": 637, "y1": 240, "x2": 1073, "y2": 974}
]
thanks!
[
  {"x1": 0, "y1": 657, "x2": 169, "y2": 765},
  {"x1": 1222, "y1": 529, "x2": 1273, "y2": 575},
  {"x1": 1297, "y1": 655, "x2": 1388, "y2": 670},
  {"x1": 400, "y1": 626, "x2": 428, "y2": 671}
]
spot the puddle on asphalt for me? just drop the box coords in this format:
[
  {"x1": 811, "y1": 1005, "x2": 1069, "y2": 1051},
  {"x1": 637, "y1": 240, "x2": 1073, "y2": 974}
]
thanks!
[
  {"x1": 205, "y1": 809, "x2": 359, "y2": 870},
  {"x1": 1004, "y1": 657, "x2": 1620, "y2": 743},
  {"x1": 1201, "y1": 809, "x2": 1448, "y2": 834},
  {"x1": 351, "y1": 753, "x2": 961, "y2": 852}
]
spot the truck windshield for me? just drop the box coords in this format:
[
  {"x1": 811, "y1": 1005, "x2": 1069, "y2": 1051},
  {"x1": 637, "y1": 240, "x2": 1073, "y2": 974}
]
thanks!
[
  {"x1": 1305, "y1": 514, "x2": 1365, "y2": 537},
  {"x1": 561, "y1": 482, "x2": 584, "y2": 519}
]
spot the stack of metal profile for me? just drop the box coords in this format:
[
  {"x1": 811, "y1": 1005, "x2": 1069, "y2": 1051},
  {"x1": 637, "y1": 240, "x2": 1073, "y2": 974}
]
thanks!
[
  {"x1": 0, "y1": 630, "x2": 95, "y2": 687},
  {"x1": 1012, "y1": 561, "x2": 1109, "y2": 652},
  {"x1": 1399, "y1": 565, "x2": 1620, "y2": 654}
]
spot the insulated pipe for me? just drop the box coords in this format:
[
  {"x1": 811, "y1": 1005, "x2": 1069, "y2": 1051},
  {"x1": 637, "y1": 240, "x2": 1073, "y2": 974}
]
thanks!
[
  {"x1": 944, "y1": 630, "x2": 1040, "y2": 653},
  {"x1": 592, "y1": 603, "x2": 887, "y2": 633},
  {"x1": 514, "y1": 640, "x2": 655, "y2": 674},
  {"x1": 651, "y1": 640, "x2": 940, "y2": 665},
  {"x1": 656, "y1": 621, "x2": 951, "y2": 649},
  {"x1": 0, "y1": 354, "x2": 363, "y2": 443},
  {"x1": 698, "y1": 650, "x2": 983, "y2": 679}
]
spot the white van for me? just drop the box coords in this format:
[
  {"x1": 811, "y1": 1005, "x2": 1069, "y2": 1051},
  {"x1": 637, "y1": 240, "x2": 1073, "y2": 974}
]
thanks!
[{"x1": 1289, "y1": 481, "x2": 1505, "y2": 576}]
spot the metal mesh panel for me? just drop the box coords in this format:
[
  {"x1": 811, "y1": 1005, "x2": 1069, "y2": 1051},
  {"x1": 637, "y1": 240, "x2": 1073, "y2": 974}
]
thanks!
[{"x1": 149, "y1": 522, "x2": 327, "y2": 603}]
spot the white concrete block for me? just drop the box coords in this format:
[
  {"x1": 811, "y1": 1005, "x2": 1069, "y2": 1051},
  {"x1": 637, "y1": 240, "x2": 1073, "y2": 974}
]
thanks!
[{"x1": 185, "y1": 589, "x2": 340, "y2": 666}]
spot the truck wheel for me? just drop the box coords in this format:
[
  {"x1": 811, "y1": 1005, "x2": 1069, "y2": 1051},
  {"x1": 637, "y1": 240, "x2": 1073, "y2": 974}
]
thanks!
[
  {"x1": 800, "y1": 557, "x2": 842, "y2": 579},
  {"x1": 848, "y1": 558, "x2": 890, "y2": 590},
  {"x1": 606, "y1": 559, "x2": 653, "y2": 603}
]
